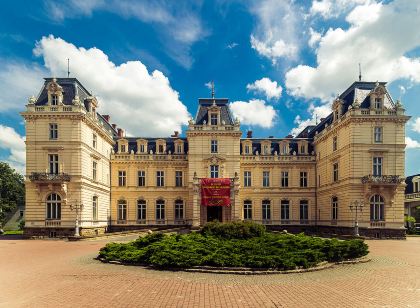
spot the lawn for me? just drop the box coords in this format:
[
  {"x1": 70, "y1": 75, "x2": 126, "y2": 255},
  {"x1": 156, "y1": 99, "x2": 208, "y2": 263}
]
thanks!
[{"x1": 98, "y1": 221, "x2": 369, "y2": 270}]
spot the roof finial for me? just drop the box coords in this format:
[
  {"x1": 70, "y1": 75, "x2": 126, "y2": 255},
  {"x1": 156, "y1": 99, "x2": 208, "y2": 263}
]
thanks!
[
  {"x1": 358, "y1": 63, "x2": 362, "y2": 82},
  {"x1": 67, "y1": 58, "x2": 70, "y2": 78},
  {"x1": 315, "y1": 113, "x2": 318, "y2": 125},
  {"x1": 211, "y1": 80, "x2": 215, "y2": 99}
]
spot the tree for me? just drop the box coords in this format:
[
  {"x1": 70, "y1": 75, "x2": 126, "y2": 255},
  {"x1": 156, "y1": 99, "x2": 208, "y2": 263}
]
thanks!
[{"x1": 0, "y1": 162, "x2": 25, "y2": 228}]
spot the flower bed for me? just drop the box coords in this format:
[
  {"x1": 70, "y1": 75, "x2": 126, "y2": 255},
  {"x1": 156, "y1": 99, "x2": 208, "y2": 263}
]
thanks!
[{"x1": 98, "y1": 221, "x2": 369, "y2": 270}]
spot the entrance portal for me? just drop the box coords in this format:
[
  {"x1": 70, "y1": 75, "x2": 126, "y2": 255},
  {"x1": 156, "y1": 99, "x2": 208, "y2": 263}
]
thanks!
[{"x1": 207, "y1": 206, "x2": 223, "y2": 222}]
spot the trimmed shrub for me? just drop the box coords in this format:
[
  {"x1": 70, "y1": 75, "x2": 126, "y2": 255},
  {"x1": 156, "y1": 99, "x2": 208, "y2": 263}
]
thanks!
[{"x1": 201, "y1": 220, "x2": 266, "y2": 239}]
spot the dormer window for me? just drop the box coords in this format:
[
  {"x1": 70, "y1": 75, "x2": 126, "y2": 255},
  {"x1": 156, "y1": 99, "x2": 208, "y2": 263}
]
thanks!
[
  {"x1": 121, "y1": 144, "x2": 126, "y2": 153},
  {"x1": 51, "y1": 95, "x2": 58, "y2": 106},
  {"x1": 158, "y1": 144, "x2": 164, "y2": 153},
  {"x1": 245, "y1": 145, "x2": 250, "y2": 154},
  {"x1": 374, "y1": 97, "x2": 382, "y2": 109},
  {"x1": 140, "y1": 144, "x2": 145, "y2": 153},
  {"x1": 263, "y1": 145, "x2": 270, "y2": 155},
  {"x1": 176, "y1": 144, "x2": 182, "y2": 154},
  {"x1": 210, "y1": 113, "x2": 218, "y2": 125}
]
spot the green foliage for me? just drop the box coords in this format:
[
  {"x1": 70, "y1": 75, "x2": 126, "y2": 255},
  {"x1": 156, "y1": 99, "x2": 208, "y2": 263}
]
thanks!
[
  {"x1": 99, "y1": 222, "x2": 369, "y2": 270},
  {"x1": 18, "y1": 220, "x2": 25, "y2": 230},
  {"x1": 0, "y1": 162, "x2": 25, "y2": 226},
  {"x1": 404, "y1": 216, "x2": 416, "y2": 224},
  {"x1": 201, "y1": 220, "x2": 266, "y2": 239}
]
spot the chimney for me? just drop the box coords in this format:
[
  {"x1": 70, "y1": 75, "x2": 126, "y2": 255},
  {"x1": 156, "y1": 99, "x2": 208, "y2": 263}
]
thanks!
[
  {"x1": 111, "y1": 124, "x2": 117, "y2": 130},
  {"x1": 247, "y1": 130, "x2": 253, "y2": 138},
  {"x1": 117, "y1": 128, "x2": 124, "y2": 138},
  {"x1": 285, "y1": 134, "x2": 293, "y2": 138},
  {"x1": 320, "y1": 118, "x2": 325, "y2": 122},
  {"x1": 103, "y1": 115, "x2": 110, "y2": 122},
  {"x1": 171, "y1": 131, "x2": 179, "y2": 138}
]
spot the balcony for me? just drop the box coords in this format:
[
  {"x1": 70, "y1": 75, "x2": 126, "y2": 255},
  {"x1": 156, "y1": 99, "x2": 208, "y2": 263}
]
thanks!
[
  {"x1": 29, "y1": 172, "x2": 71, "y2": 182},
  {"x1": 361, "y1": 175, "x2": 404, "y2": 185}
]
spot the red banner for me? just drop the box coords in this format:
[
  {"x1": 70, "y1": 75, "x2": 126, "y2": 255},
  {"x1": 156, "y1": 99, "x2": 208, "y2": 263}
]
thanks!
[{"x1": 201, "y1": 178, "x2": 231, "y2": 207}]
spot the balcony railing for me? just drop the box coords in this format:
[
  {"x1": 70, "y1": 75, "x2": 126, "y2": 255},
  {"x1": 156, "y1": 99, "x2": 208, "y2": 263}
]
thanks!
[
  {"x1": 405, "y1": 193, "x2": 420, "y2": 200},
  {"x1": 29, "y1": 172, "x2": 71, "y2": 182},
  {"x1": 361, "y1": 175, "x2": 404, "y2": 185}
]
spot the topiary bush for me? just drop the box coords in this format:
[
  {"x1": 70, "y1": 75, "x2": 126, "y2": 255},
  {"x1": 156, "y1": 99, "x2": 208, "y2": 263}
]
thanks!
[{"x1": 98, "y1": 222, "x2": 369, "y2": 270}]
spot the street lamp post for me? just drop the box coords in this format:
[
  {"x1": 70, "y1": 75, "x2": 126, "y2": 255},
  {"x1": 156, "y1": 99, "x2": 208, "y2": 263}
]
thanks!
[
  {"x1": 349, "y1": 200, "x2": 364, "y2": 236},
  {"x1": 70, "y1": 202, "x2": 84, "y2": 237}
]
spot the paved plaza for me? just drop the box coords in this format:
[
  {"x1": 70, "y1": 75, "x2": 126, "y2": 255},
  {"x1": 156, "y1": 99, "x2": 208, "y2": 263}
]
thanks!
[{"x1": 1, "y1": 235, "x2": 420, "y2": 308}]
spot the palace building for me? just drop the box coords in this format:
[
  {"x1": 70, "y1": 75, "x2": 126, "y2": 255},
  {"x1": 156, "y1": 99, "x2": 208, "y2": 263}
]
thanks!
[{"x1": 21, "y1": 77, "x2": 410, "y2": 238}]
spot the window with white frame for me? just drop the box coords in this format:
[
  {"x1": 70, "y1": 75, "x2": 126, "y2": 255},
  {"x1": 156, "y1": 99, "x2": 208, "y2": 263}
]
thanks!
[
  {"x1": 244, "y1": 171, "x2": 251, "y2": 187},
  {"x1": 156, "y1": 171, "x2": 165, "y2": 187},
  {"x1": 210, "y1": 165, "x2": 219, "y2": 178},
  {"x1": 281, "y1": 171, "x2": 289, "y2": 187},
  {"x1": 245, "y1": 144, "x2": 250, "y2": 154},
  {"x1": 300, "y1": 144, "x2": 305, "y2": 154},
  {"x1": 92, "y1": 196, "x2": 98, "y2": 221},
  {"x1": 92, "y1": 134, "x2": 97, "y2": 149},
  {"x1": 118, "y1": 171, "x2": 126, "y2": 186},
  {"x1": 175, "y1": 171, "x2": 183, "y2": 187},
  {"x1": 156, "y1": 199, "x2": 165, "y2": 220},
  {"x1": 120, "y1": 144, "x2": 126, "y2": 153},
  {"x1": 140, "y1": 144, "x2": 145, "y2": 153},
  {"x1": 138, "y1": 170, "x2": 145, "y2": 187},
  {"x1": 281, "y1": 200, "x2": 290, "y2": 220},
  {"x1": 263, "y1": 144, "x2": 270, "y2": 155},
  {"x1": 92, "y1": 160, "x2": 97, "y2": 181},
  {"x1": 210, "y1": 113, "x2": 218, "y2": 125},
  {"x1": 300, "y1": 171, "x2": 308, "y2": 187},
  {"x1": 300, "y1": 200, "x2": 308, "y2": 221},
  {"x1": 415, "y1": 181, "x2": 419, "y2": 193},
  {"x1": 211, "y1": 140, "x2": 218, "y2": 153},
  {"x1": 281, "y1": 143, "x2": 289, "y2": 155},
  {"x1": 243, "y1": 200, "x2": 252, "y2": 220},
  {"x1": 374, "y1": 127, "x2": 383, "y2": 143},
  {"x1": 175, "y1": 199, "x2": 184, "y2": 220},
  {"x1": 370, "y1": 195, "x2": 384, "y2": 221},
  {"x1": 373, "y1": 157, "x2": 383, "y2": 176},
  {"x1": 48, "y1": 154, "x2": 59, "y2": 174},
  {"x1": 262, "y1": 171, "x2": 270, "y2": 187},
  {"x1": 118, "y1": 200, "x2": 127, "y2": 221},
  {"x1": 51, "y1": 94, "x2": 58, "y2": 105},
  {"x1": 176, "y1": 144, "x2": 182, "y2": 154},
  {"x1": 262, "y1": 200, "x2": 271, "y2": 221},
  {"x1": 158, "y1": 144, "x2": 164, "y2": 154},
  {"x1": 46, "y1": 193, "x2": 61, "y2": 220},
  {"x1": 332, "y1": 196, "x2": 338, "y2": 220},
  {"x1": 137, "y1": 200, "x2": 146, "y2": 221},
  {"x1": 374, "y1": 97, "x2": 382, "y2": 109},
  {"x1": 49, "y1": 123, "x2": 58, "y2": 140}
]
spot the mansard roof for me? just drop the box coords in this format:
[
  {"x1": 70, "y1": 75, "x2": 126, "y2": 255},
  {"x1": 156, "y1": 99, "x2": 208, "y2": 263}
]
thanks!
[
  {"x1": 114, "y1": 137, "x2": 188, "y2": 154},
  {"x1": 194, "y1": 98, "x2": 235, "y2": 125},
  {"x1": 304, "y1": 81, "x2": 394, "y2": 139},
  {"x1": 405, "y1": 174, "x2": 420, "y2": 194},
  {"x1": 240, "y1": 138, "x2": 314, "y2": 155}
]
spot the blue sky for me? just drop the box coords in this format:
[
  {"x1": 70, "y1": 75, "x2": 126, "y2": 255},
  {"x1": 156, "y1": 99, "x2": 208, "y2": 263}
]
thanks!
[{"x1": 1, "y1": 0, "x2": 420, "y2": 175}]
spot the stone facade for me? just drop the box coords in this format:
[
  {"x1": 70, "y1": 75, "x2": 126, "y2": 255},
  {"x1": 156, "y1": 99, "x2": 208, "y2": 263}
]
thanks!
[{"x1": 22, "y1": 78, "x2": 410, "y2": 238}]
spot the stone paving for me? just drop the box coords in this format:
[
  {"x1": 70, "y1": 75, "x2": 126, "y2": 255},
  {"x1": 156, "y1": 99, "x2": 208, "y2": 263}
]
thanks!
[{"x1": 1, "y1": 235, "x2": 420, "y2": 308}]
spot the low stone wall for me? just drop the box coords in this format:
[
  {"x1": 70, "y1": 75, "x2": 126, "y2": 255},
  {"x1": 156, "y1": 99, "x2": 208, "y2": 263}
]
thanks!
[{"x1": 24, "y1": 226, "x2": 107, "y2": 238}]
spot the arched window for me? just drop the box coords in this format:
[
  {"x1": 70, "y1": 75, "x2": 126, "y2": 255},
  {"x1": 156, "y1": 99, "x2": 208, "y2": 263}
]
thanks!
[
  {"x1": 175, "y1": 199, "x2": 184, "y2": 220},
  {"x1": 156, "y1": 199, "x2": 165, "y2": 221},
  {"x1": 46, "y1": 193, "x2": 61, "y2": 220},
  {"x1": 262, "y1": 199, "x2": 271, "y2": 221},
  {"x1": 370, "y1": 195, "x2": 384, "y2": 221},
  {"x1": 243, "y1": 200, "x2": 252, "y2": 220},
  {"x1": 331, "y1": 197, "x2": 338, "y2": 221},
  {"x1": 281, "y1": 200, "x2": 290, "y2": 220},
  {"x1": 137, "y1": 200, "x2": 146, "y2": 221},
  {"x1": 118, "y1": 200, "x2": 127, "y2": 221}
]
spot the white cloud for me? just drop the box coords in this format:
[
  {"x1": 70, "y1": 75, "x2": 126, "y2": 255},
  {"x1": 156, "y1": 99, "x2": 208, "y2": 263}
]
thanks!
[
  {"x1": 290, "y1": 103, "x2": 331, "y2": 136},
  {"x1": 34, "y1": 35, "x2": 190, "y2": 137},
  {"x1": 227, "y1": 42, "x2": 238, "y2": 49},
  {"x1": 308, "y1": 28, "x2": 322, "y2": 48},
  {"x1": 43, "y1": 0, "x2": 207, "y2": 69},
  {"x1": 310, "y1": 0, "x2": 370, "y2": 19},
  {"x1": 286, "y1": 0, "x2": 420, "y2": 102},
  {"x1": 246, "y1": 77, "x2": 282, "y2": 100},
  {"x1": 249, "y1": 0, "x2": 300, "y2": 63},
  {"x1": 229, "y1": 99, "x2": 277, "y2": 129},
  {"x1": 0, "y1": 125, "x2": 26, "y2": 174},
  {"x1": 412, "y1": 117, "x2": 420, "y2": 133},
  {"x1": 406, "y1": 137, "x2": 420, "y2": 149}
]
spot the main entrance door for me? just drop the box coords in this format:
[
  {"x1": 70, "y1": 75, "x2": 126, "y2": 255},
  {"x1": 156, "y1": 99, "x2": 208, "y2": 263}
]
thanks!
[{"x1": 207, "y1": 206, "x2": 223, "y2": 222}]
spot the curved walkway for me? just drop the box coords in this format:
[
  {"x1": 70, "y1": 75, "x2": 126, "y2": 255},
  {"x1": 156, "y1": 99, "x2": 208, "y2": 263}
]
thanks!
[{"x1": 1, "y1": 235, "x2": 419, "y2": 307}]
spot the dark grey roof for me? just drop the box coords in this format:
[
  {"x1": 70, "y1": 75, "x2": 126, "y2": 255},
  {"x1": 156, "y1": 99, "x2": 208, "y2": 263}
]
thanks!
[
  {"x1": 115, "y1": 137, "x2": 188, "y2": 154},
  {"x1": 194, "y1": 98, "x2": 235, "y2": 125},
  {"x1": 35, "y1": 78, "x2": 91, "y2": 107},
  {"x1": 405, "y1": 174, "x2": 420, "y2": 194},
  {"x1": 240, "y1": 138, "x2": 314, "y2": 155}
]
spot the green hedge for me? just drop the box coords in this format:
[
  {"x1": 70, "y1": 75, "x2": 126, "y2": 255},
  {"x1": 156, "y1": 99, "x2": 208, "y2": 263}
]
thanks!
[{"x1": 99, "y1": 222, "x2": 368, "y2": 270}]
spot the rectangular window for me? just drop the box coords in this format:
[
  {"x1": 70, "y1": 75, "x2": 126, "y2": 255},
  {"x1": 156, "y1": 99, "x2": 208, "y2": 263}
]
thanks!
[
  {"x1": 175, "y1": 200, "x2": 184, "y2": 220},
  {"x1": 281, "y1": 171, "x2": 289, "y2": 187},
  {"x1": 245, "y1": 145, "x2": 250, "y2": 154},
  {"x1": 374, "y1": 97, "x2": 382, "y2": 109},
  {"x1": 281, "y1": 144, "x2": 289, "y2": 155},
  {"x1": 332, "y1": 197, "x2": 338, "y2": 221},
  {"x1": 137, "y1": 200, "x2": 146, "y2": 221},
  {"x1": 92, "y1": 134, "x2": 97, "y2": 149},
  {"x1": 263, "y1": 144, "x2": 270, "y2": 155},
  {"x1": 333, "y1": 136, "x2": 337, "y2": 151},
  {"x1": 281, "y1": 200, "x2": 290, "y2": 220},
  {"x1": 140, "y1": 144, "x2": 145, "y2": 153},
  {"x1": 300, "y1": 145, "x2": 305, "y2": 154},
  {"x1": 374, "y1": 127, "x2": 383, "y2": 143},
  {"x1": 118, "y1": 201, "x2": 127, "y2": 221},
  {"x1": 156, "y1": 200, "x2": 165, "y2": 220},
  {"x1": 373, "y1": 157, "x2": 383, "y2": 176},
  {"x1": 92, "y1": 160, "x2": 97, "y2": 181},
  {"x1": 210, "y1": 165, "x2": 219, "y2": 178},
  {"x1": 175, "y1": 171, "x2": 183, "y2": 187},
  {"x1": 48, "y1": 154, "x2": 59, "y2": 174},
  {"x1": 158, "y1": 144, "x2": 164, "y2": 153},
  {"x1": 333, "y1": 163, "x2": 339, "y2": 182},
  {"x1": 415, "y1": 182, "x2": 419, "y2": 193},
  {"x1": 118, "y1": 171, "x2": 126, "y2": 187},
  {"x1": 262, "y1": 171, "x2": 270, "y2": 187},
  {"x1": 244, "y1": 171, "x2": 252, "y2": 187},
  {"x1": 138, "y1": 171, "x2": 145, "y2": 187},
  {"x1": 121, "y1": 144, "x2": 126, "y2": 153},
  {"x1": 156, "y1": 171, "x2": 165, "y2": 187},
  {"x1": 49, "y1": 123, "x2": 58, "y2": 140},
  {"x1": 300, "y1": 200, "x2": 308, "y2": 221},
  {"x1": 262, "y1": 200, "x2": 271, "y2": 221},
  {"x1": 211, "y1": 140, "x2": 218, "y2": 153},
  {"x1": 300, "y1": 172, "x2": 308, "y2": 187},
  {"x1": 92, "y1": 196, "x2": 98, "y2": 221},
  {"x1": 176, "y1": 144, "x2": 182, "y2": 154},
  {"x1": 51, "y1": 94, "x2": 58, "y2": 105},
  {"x1": 243, "y1": 200, "x2": 252, "y2": 220},
  {"x1": 210, "y1": 113, "x2": 218, "y2": 125}
]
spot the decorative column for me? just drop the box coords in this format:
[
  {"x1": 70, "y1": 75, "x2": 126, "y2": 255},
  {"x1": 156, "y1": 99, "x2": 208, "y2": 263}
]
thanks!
[{"x1": 192, "y1": 172, "x2": 201, "y2": 228}]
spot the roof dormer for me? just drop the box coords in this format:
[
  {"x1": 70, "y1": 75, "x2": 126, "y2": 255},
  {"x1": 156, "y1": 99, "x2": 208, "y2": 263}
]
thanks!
[
  {"x1": 370, "y1": 82, "x2": 386, "y2": 110},
  {"x1": 260, "y1": 140, "x2": 272, "y2": 155},
  {"x1": 174, "y1": 139, "x2": 184, "y2": 154},
  {"x1": 207, "y1": 102, "x2": 221, "y2": 126},
  {"x1": 117, "y1": 139, "x2": 128, "y2": 153},
  {"x1": 136, "y1": 139, "x2": 148, "y2": 154},
  {"x1": 156, "y1": 139, "x2": 167, "y2": 154},
  {"x1": 332, "y1": 98, "x2": 343, "y2": 121},
  {"x1": 47, "y1": 78, "x2": 63, "y2": 106}
]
